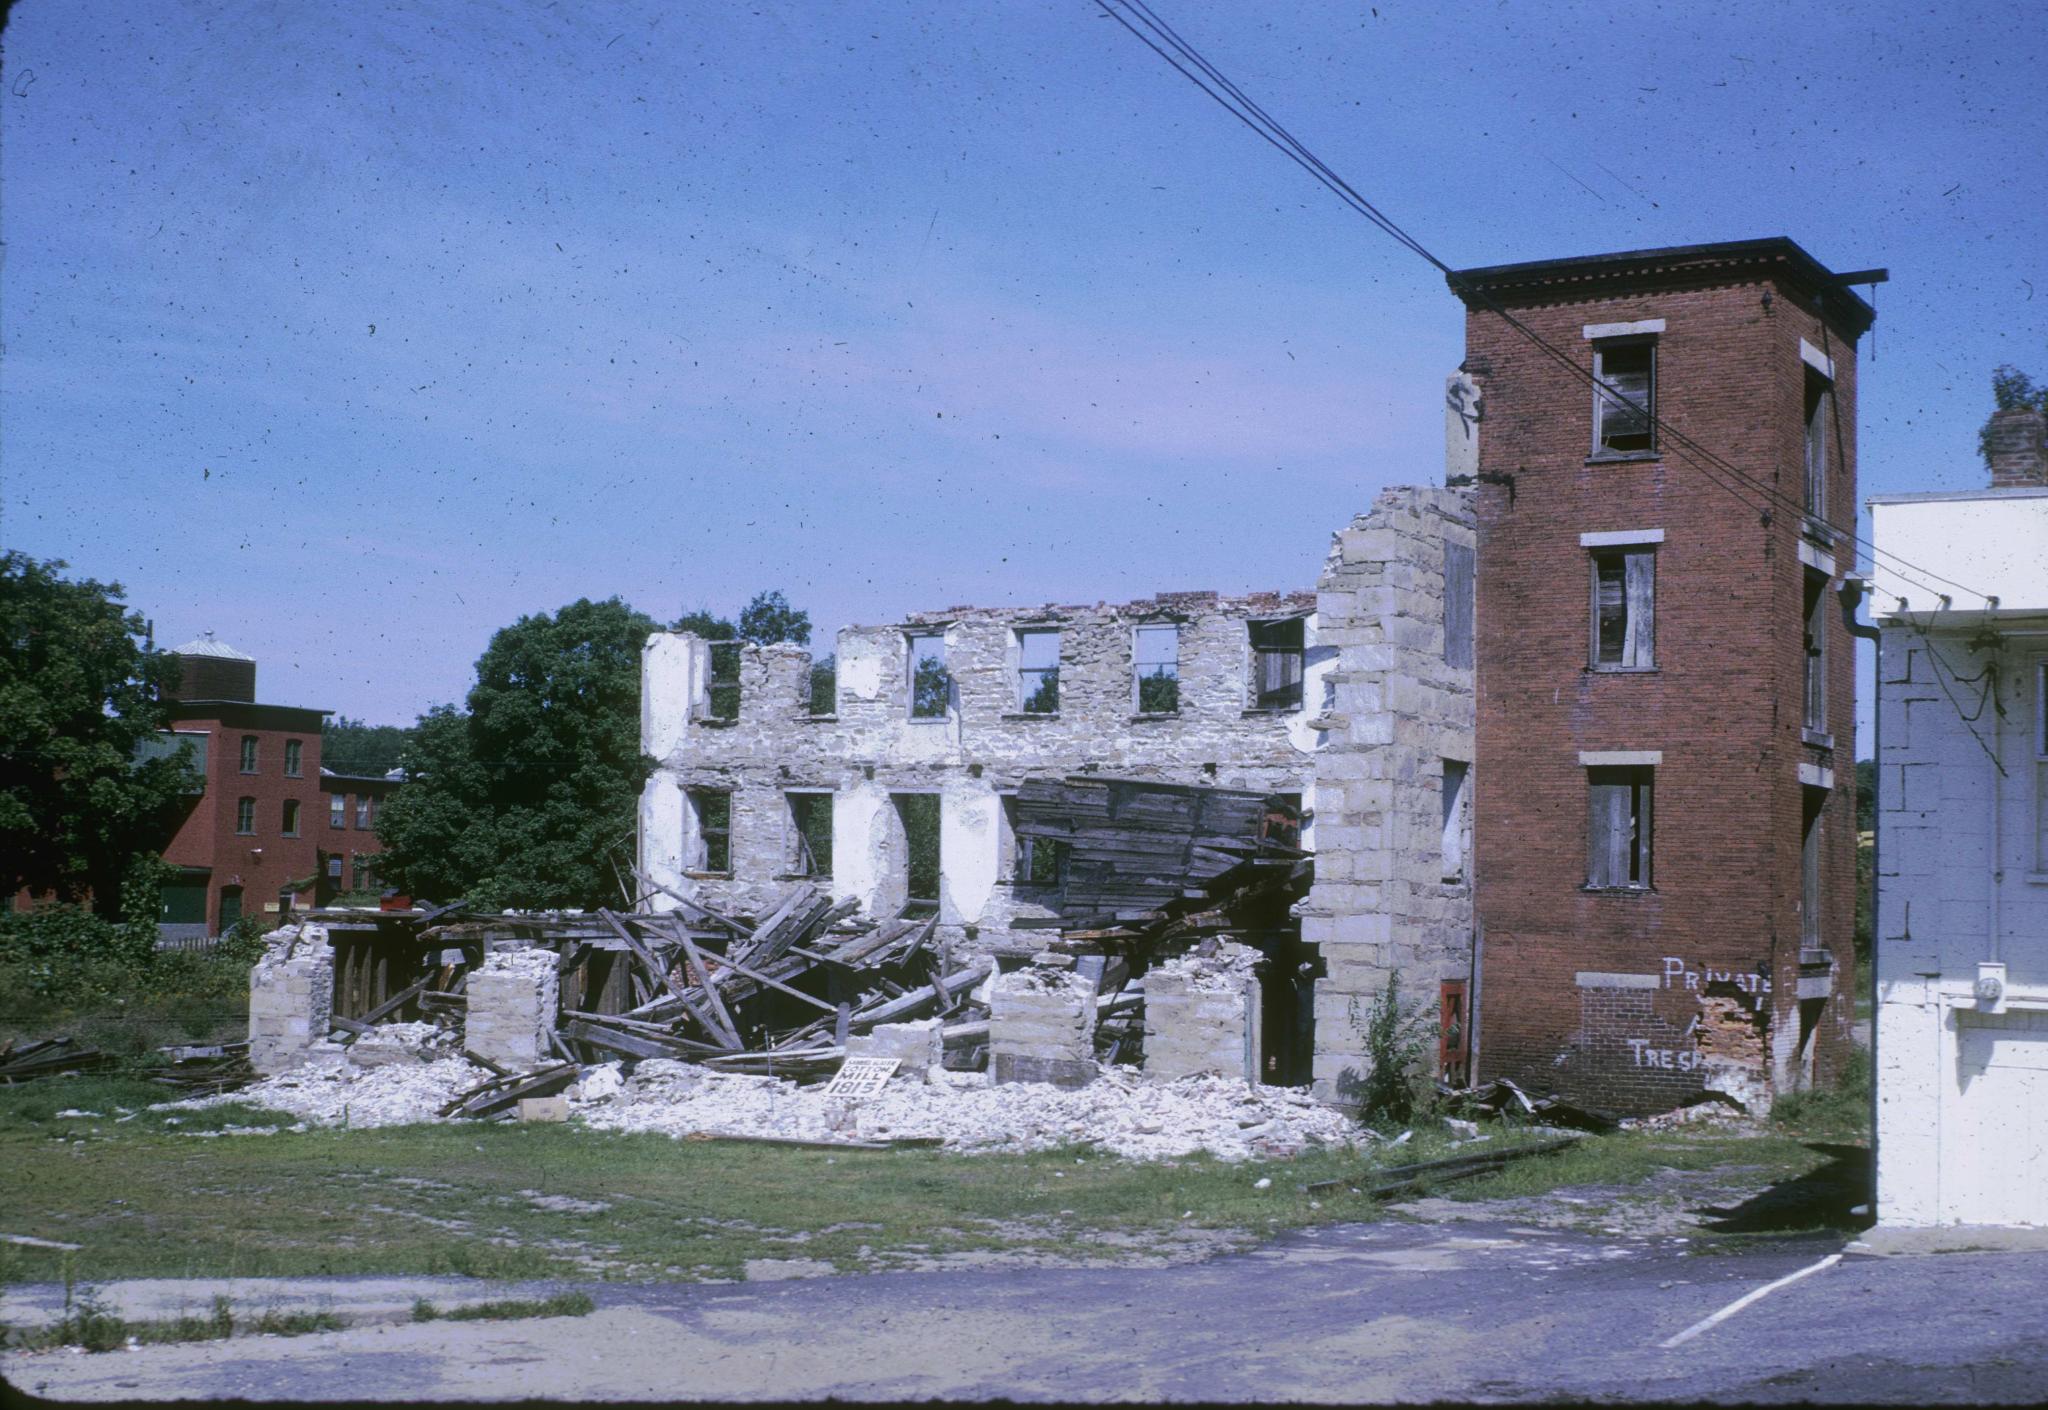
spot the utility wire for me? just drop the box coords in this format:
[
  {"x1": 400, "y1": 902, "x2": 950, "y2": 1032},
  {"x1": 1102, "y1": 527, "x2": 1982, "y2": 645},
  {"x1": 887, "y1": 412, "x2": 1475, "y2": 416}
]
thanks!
[{"x1": 1095, "y1": 0, "x2": 1993, "y2": 606}]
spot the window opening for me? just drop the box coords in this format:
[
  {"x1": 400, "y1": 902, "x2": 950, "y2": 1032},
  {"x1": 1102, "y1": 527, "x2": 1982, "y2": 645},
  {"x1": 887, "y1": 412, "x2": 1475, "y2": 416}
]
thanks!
[
  {"x1": 357, "y1": 795, "x2": 373, "y2": 829},
  {"x1": 240, "y1": 736, "x2": 259, "y2": 773},
  {"x1": 1441, "y1": 759, "x2": 1470, "y2": 882},
  {"x1": 1592, "y1": 339, "x2": 1655, "y2": 456},
  {"x1": 1439, "y1": 979, "x2": 1470, "y2": 1087},
  {"x1": 1803, "y1": 570, "x2": 1828, "y2": 734},
  {"x1": 908, "y1": 634, "x2": 951, "y2": 720},
  {"x1": 894, "y1": 793, "x2": 942, "y2": 905},
  {"x1": 706, "y1": 641, "x2": 741, "y2": 721},
  {"x1": 808, "y1": 655, "x2": 836, "y2": 716},
  {"x1": 1249, "y1": 618, "x2": 1306, "y2": 710},
  {"x1": 352, "y1": 855, "x2": 374, "y2": 891},
  {"x1": 1260, "y1": 793, "x2": 1303, "y2": 849},
  {"x1": 1016, "y1": 629, "x2": 1060, "y2": 714},
  {"x1": 687, "y1": 789, "x2": 732, "y2": 873},
  {"x1": 1800, "y1": 786, "x2": 1826, "y2": 951},
  {"x1": 787, "y1": 792, "x2": 833, "y2": 878},
  {"x1": 284, "y1": 739, "x2": 303, "y2": 777},
  {"x1": 1803, "y1": 369, "x2": 1831, "y2": 522},
  {"x1": 281, "y1": 799, "x2": 301, "y2": 838},
  {"x1": 1586, "y1": 765, "x2": 1653, "y2": 889},
  {"x1": 235, "y1": 797, "x2": 256, "y2": 835},
  {"x1": 330, "y1": 795, "x2": 346, "y2": 829},
  {"x1": 1590, "y1": 547, "x2": 1655, "y2": 670},
  {"x1": 1444, "y1": 542, "x2": 1475, "y2": 669},
  {"x1": 1134, "y1": 624, "x2": 1180, "y2": 713}
]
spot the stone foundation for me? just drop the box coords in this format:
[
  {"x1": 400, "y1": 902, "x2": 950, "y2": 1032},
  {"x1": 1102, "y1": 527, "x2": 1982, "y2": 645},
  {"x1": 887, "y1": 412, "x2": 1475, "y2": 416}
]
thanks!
[
  {"x1": 248, "y1": 924, "x2": 334, "y2": 1076},
  {"x1": 1143, "y1": 944, "x2": 1260, "y2": 1081},
  {"x1": 846, "y1": 1018, "x2": 944, "y2": 1074},
  {"x1": 990, "y1": 962, "x2": 1097, "y2": 1088},
  {"x1": 466, "y1": 947, "x2": 561, "y2": 1071}
]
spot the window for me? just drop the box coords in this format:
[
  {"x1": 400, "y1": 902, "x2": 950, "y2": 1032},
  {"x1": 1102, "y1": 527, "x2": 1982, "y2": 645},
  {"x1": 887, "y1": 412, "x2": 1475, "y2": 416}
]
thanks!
[
  {"x1": 357, "y1": 795, "x2": 372, "y2": 829},
  {"x1": 235, "y1": 797, "x2": 256, "y2": 835},
  {"x1": 352, "y1": 855, "x2": 374, "y2": 891},
  {"x1": 1248, "y1": 618, "x2": 1306, "y2": 710},
  {"x1": 1261, "y1": 793, "x2": 1303, "y2": 849},
  {"x1": 284, "y1": 739, "x2": 303, "y2": 777},
  {"x1": 326, "y1": 854, "x2": 344, "y2": 881},
  {"x1": 1588, "y1": 546, "x2": 1655, "y2": 670},
  {"x1": 893, "y1": 793, "x2": 942, "y2": 904},
  {"x1": 281, "y1": 800, "x2": 301, "y2": 837},
  {"x1": 1800, "y1": 787, "x2": 1826, "y2": 950},
  {"x1": 908, "y1": 634, "x2": 951, "y2": 720},
  {"x1": 706, "y1": 641, "x2": 741, "y2": 721},
  {"x1": 1442, "y1": 759, "x2": 1471, "y2": 883},
  {"x1": 808, "y1": 655, "x2": 837, "y2": 716},
  {"x1": 329, "y1": 795, "x2": 346, "y2": 829},
  {"x1": 1592, "y1": 339, "x2": 1655, "y2": 456},
  {"x1": 686, "y1": 789, "x2": 732, "y2": 873},
  {"x1": 1444, "y1": 542, "x2": 1475, "y2": 669},
  {"x1": 1586, "y1": 765, "x2": 1653, "y2": 889},
  {"x1": 1016, "y1": 629, "x2": 1060, "y2": 714},
  {"x1": 1002, "y1": 796, "x2": 1067, "y2": 886},
  {"x1": 1803, "y1": 570, "x2": 1828, "y2": 735},
  {"x1": 1134, "y1": 625, "x2": 1180, "y2": 713},
  {"x1": 1803, "y1": 368, "x2": 1831, "y2": 522},
  {"x1": 787, "y1": 792, "x2": 833, "y2": 878},
  {"x1": 239, "y1": 736, "x2": 259, "y2": 773}
]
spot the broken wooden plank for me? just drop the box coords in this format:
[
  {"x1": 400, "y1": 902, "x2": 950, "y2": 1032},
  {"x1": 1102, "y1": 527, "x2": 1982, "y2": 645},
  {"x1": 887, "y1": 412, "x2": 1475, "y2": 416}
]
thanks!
[
  {"x1": 357, "y1": 979, "x2": 428, "y2": 1028},
  {"x1": 690, "y1": 944, "x2": 838, "y2": 1012}
]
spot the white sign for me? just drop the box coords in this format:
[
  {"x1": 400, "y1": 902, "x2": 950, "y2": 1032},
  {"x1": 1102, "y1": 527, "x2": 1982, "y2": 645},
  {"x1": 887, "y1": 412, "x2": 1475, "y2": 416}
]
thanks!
[{"x1": 822, "y1": 1056, "x2": 899, "y2": 1099}]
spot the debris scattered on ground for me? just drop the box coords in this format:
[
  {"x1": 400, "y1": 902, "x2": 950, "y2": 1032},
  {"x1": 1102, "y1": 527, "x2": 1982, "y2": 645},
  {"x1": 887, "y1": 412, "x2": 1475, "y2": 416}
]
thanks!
[{"x1": 0, "y1": 1037, "x2": 110, "y2": 1084}]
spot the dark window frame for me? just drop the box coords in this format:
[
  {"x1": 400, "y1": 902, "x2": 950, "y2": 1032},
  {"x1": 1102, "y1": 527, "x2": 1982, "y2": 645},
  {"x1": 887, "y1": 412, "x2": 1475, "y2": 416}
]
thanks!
[
  {"x1": 239, "y1": 735, "x2": 259, "y2": 774},
  {"x1": 1589, "y1": 545, "x2": 1656, "y2": 671},
  {"x1": 1247, "y1": 617, "x2": 1307, "y2": 712},
  {"x1": 1133, "y1": 623, "x2": 1182, "y2": 714},
  {"x1": 1586, "y1": 765, "x2": 1654, "y2": 890},
  {"x1": 235, "y1": 797, "x2": 257, "y2": 836},
  {"x1": 687, "y1": 788, "x2": 733, "y2": 874},
  {"x1": 1591, "y1": 337, "x2": 1657, "y2": 458}
]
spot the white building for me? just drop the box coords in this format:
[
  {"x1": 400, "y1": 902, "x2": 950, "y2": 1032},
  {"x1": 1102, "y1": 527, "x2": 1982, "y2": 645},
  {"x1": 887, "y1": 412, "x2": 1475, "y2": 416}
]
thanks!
[{"x1": 1869, "y1": 406, "x2": 2048, "y2": 1229}]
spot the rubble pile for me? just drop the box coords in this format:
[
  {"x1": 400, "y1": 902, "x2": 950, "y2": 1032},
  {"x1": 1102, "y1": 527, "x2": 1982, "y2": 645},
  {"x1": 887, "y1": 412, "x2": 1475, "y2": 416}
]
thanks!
[{"x1": 166, "y1": 1051, "x2": 487, "y2": 1128}]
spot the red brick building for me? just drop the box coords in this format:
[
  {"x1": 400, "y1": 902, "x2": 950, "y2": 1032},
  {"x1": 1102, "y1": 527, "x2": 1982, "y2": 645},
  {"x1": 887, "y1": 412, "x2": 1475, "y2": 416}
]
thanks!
[
  {"x1": 1451, "y1": 239, "x2": 1866, "y2": 1114},
  {"x1": 154, "y1": 635, "x2": 336, "y2": 935}
]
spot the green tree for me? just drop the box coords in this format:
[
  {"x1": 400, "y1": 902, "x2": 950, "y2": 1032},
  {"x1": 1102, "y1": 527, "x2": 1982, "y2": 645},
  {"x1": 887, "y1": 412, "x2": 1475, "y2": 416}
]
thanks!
[
  {"x1": 670, "y1": 608, "x2": 736, "y2": 640},
  {"x1": 0, "y1": 553, "x2": 189, "y2": 912},
  {"x1": 321, "y1": 716, "x2": 412, "y2": 776},
  {"x1": 1980, "y1": 364, "x2": 2048, "y2": 467},
  {"x1": 737, "y1": 589, "x2": 811, "y2": 648},
  {"x1": 376, "y1": 598, "x2": 657, "y2": 909}
]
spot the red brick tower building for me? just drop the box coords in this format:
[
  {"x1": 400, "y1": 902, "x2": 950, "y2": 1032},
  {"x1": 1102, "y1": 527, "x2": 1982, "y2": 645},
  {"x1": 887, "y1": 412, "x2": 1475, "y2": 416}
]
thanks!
[{"x1": 1449, "y1": 240, "x2": 1868, "y2": 1115}]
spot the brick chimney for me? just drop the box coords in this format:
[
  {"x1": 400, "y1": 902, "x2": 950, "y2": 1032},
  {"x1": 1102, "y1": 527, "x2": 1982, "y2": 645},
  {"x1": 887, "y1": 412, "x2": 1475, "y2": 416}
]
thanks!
[{"x1": 1986, "y1": 405, "x2": 2048, "y2": 488}]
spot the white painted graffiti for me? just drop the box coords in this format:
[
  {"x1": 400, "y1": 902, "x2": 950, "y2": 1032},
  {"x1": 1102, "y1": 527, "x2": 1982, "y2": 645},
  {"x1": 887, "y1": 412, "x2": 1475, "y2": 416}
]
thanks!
[{"x1": 1661, "y1": 956, "x2": 1770, "y2": 998}]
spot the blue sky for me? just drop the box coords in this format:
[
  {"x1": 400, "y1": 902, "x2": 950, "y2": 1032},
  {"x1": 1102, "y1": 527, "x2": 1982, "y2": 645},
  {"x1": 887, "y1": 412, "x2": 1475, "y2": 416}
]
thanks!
[{"x1": 3, "y1": 0, "x2": 2043, "y2": 746}]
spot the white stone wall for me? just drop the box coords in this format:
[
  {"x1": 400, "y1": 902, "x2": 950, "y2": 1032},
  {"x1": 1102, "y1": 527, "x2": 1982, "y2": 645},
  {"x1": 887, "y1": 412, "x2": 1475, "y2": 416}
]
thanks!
[
  {"x1": 990, "y1": 963, "x2": 1098, "y2": 1088},
  {"x1": 1300, "y1": 486, "x2": 1478, "y2": 1103},
  {"x1": 1143, "y1": 945, "x2": 1260, "y2": 1081},
  {"x1": 1874, "y1": 613, "x2": 2048, "y2": 1228},
  {"x1": 248, "y1": 924, "x2": 333, "y2": 1075},
  {"x1": 466, "y1": 947, "x2": 561, "y2": 1072},
  {"x1": 846, "y1": 1018, "x2": 944, "y2": 1073}
]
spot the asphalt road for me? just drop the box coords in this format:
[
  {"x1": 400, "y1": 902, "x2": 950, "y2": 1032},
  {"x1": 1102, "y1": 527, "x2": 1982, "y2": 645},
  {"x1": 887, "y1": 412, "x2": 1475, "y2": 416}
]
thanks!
[{"x1": 8, "y1": 1218, "x2": 2048, "y2": 1403}]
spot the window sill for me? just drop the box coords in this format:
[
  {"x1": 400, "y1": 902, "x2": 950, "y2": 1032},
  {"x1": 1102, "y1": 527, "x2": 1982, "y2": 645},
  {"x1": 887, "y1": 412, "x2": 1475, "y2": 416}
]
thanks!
[
  {"x1": 773, "y1": 873, "x2": 831, "y2": 883},
  {"x1": 906, "y1": 716, "x2": 950, "y2": 725},
  {"x1": 1580, "y1": 884, "x2": 1655, "y2": 896},
  {"x1": 1802, "y1": 728, "x2": 1835, "y2": 751},
  {"x1": 239, "y1": 770, "x2": 259, "y2": 776},
  {"x1": 1586, "y1": 665, "x2": 1658, "y2": 675},
  {"x1": 1000, "y1": 711, "x2": 1061, "y2": 721},
  {"x1": 1242, "y1": 707, "x2": 1304, "y2": 718},
  {"x1": 801, "y1": 714, "x2": 838, "y2": 723},
  {"x1": 2024, "y1": 873, "x2": 2048, "y2": 887},
  {"x1": 682, "y1": 870, "x2": 734, "y2": 882},
  {"x1": 693, "y1": 716, "x2": 740, "y2": 730},
  {"x1": 1586, "y1": 451, "x2": 1661, "y2": 466},
  {"x1": 1128, "y1": 711, "x2": 1182, "y2": 723}
]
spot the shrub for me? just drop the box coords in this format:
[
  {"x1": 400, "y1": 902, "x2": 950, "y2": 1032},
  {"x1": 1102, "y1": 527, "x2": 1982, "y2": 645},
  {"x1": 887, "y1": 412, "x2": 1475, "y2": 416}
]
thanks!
[{"x1": 1353, "y1": 970, "x2": 1434, "y2": 1129}]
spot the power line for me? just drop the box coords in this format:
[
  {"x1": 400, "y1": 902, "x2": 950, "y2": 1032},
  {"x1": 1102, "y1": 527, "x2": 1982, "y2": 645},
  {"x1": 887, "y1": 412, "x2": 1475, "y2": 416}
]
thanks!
[{"x1": 1095, "y1": 0, "x2": 1993, "y2": 607}]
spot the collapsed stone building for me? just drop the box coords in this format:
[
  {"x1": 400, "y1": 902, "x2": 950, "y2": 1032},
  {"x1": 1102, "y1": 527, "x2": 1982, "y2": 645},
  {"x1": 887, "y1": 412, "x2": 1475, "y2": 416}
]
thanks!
[{"x1": 639, "y1": 486, "x2": 1478, "y2": 1102}]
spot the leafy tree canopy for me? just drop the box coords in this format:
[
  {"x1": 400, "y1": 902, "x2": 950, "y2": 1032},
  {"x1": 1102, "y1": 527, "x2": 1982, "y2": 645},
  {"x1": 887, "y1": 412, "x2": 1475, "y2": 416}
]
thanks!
[
  {"x1": 376, "y1": 597, "x2": 657, "y2": 910},
  {"x1": 671, "y1": 608, "x2": 735, "y2": 640},
  {"x1": 672, "y1": 590, "x2": 811, "y2": 647},
  {"x1": 1981, "y1": 364, "x2": 2048, "y2": 466},
  {"x1": 321, "y1": 716, "x2": 412, "y2": 777},
  {"x1": 0, "y1": 552, "x2": 188, "y2": 910}
]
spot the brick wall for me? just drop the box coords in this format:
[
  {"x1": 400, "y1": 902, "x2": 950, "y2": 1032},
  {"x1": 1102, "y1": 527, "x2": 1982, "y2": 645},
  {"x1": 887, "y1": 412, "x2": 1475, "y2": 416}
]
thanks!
[{"x1": 1462, "y1": 254, "x2": 1862, "y2": 1115}]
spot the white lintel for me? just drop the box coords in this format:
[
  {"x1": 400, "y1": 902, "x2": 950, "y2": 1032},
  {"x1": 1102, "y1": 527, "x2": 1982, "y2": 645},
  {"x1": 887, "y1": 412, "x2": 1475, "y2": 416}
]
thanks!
[
  {"x1": 1580, "y1": 528, "x2": 1666, "y2": 548},
  {"x1": 1583, "y1": 318, "x2": 1666, "y2": 341},
  {"x1": 1800, "y1": 338, "x2": 1835, "y2": 380},
  {"x1": 1799, "y1": 762, "x2": 1835, "y2": 790},
  {"x1": 1576, "y1": 971, "x2": 1661, "y2": 990},
  {"x1": 1580, "y1": 750, "x2": 1663, "y2": 766},
  {"x1": 1797, "y1": 539, "x2": 1837, "y2": 577}
]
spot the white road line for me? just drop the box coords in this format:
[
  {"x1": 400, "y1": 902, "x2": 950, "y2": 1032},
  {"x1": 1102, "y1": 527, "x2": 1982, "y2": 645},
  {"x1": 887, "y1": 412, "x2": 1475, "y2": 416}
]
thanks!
[{"x1": 1658, "y1": 1253, "x2": 1842, "y2": 1349}]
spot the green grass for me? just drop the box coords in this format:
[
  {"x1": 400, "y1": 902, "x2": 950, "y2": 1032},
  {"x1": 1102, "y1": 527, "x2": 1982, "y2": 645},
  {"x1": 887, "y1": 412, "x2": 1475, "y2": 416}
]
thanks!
[
  {"x1": 6, "y1": 1292, "x2": 347, "y2": 1353},
  {"x1": 412, "y1": 1291, "x2": 595, "y2": 1322},
  {"x1": 0, "y1": 951, "x2": 252, "y2": 1058}
]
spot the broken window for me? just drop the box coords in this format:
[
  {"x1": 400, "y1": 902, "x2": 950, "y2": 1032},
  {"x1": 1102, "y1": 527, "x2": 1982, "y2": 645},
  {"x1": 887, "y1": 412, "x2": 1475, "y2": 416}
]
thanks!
[
  {"x1": 893, "y1": 793, "x2": 942, "y2": 904},
  {"x1": 1804, "y1": 368, "x2": 1831, "y2": 522},
  {"x1": 330, "y1": 794, "x2": 346, "y2": 829},
  {"x1": 1800, "y1": 786, "x2": 1826, "y2": 951},
  {"x1": 1590, "y1": 547, "x2": 1655, "y2": 670},
  {"x1": 1441, "y1": 759, "x2": 1470, "y2": 883},
  {"x1": 786, "y1": 791, "x2": 833, "y2": 878},
  {"x1": 240, "y1": 735, "x2": 259, "y2": 774},
  {"x1": 706, "y1": 641, "x2": 741, "y2": 721},
  {"x1": 1248, "y1": 617, "x2": 1306, "y2": 711},
  {"x1": 284, "y1": 739, "x2": 303, "y2": 777},
  {"x1": 1592, "y1": 338, "x2": 1655, "y2": 456},
  {"x1": 1444, "y1": 541, "x2": 1475, "y2": 670},
  {"x1": 1261, "y1": 793, "x2": 1303, "y2": 849},
  {"x1": 808, "y1": 654, "x2": 836, "y2": 716},
  {"x1": 1016, "y1": 831, "x2": 1067, "y2": 887},
  {"x1": 908, "y1": 634, "x2": 951, "y2": 720},
  {"x1": 1134, "y1": 624, "x2": 1180, "y2": 713},
  {"x1": 1803, "y1": 570, "x2": 1828, "y2": 735},
  {"x1": 236, "y1": 797, "x2": 256, "y2": 835},
  {"x1": 687, "y1": 788, "x2": 732, "y2": 873},
  {"x1": 1586, "y1": 765, "x2": 1652, "y2": 889},
  {"x1": 1016, "y1": 629, "x2": 1060, "y2": 714},
  {"x1": 281, "y1": 799, "x2": 301, "y2": 838}
]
